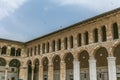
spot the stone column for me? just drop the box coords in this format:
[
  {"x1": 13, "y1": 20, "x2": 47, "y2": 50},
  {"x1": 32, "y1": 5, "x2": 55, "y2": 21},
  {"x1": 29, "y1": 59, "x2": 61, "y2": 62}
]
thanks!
[
  {"x1": 107, "y1": 57, "x2": 117, "y2": 80},
  {"x1": 31, "y1": 65, "x2": 34, "y2": 80},
  {"x1": 39, "y1": 65, "x2": 43, "y2": 80},
  {"x1": 19, "y1": 65, "x2": 28, "y2": 80},
  {"x1": 73, "y1": 60, "x2": 80, "y2": 80},
  {"x1": 48, "y1": 63, "x2": 53, "y2": 80},
  {"x1": 89, "y1": 58, "x2": 97, "y2": 80},
  {"x1": 60, "y1": 60, "x2": 66, "y2": 80},
  {"x1": 5, "y1": 65, "x2": 9, "y2": 80}
]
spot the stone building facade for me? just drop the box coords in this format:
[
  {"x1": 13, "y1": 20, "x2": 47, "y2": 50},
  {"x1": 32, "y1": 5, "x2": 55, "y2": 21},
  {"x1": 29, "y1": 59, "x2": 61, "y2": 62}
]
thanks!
[{"x1": 0, "y1": 8, "x2": 120, "y2": 80}]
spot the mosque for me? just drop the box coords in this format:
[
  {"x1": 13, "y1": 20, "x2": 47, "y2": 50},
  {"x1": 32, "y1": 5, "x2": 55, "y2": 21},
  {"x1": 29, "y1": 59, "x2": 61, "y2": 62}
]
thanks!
[{"x1": 0, "y1": 8, "x2": 120, "y2": 80}]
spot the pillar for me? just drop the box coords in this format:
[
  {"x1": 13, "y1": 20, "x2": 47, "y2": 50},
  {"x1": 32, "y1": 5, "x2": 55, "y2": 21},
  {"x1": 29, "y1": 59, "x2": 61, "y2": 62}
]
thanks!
[
  {"x1": 19, "y1": 65, "x2": 28, "y2": 80},
  {"x1": 39, "y1": 65, "x2": 43, "y2": 80},
  {"x1": 89, "y1": 58, "x2": 97, "y2": 80},
  {"x1": 60, "y1": 60, "x2": 66, "y2": 80},
  {"x1": 73, "y1": 60, "x2": 80, "y2": 80},
  {"x1": 48, "y1": 63, "x2": 53, "y2": 80},
  {"x1": 5, "y1": 65, "x2": 9, "y2": 80},
  {"x1": 32, "y1": 65, "x2": 34, "y2": 80},
  {"x1": 107, "y1": 57, "x2": 117, "y2": 80}
]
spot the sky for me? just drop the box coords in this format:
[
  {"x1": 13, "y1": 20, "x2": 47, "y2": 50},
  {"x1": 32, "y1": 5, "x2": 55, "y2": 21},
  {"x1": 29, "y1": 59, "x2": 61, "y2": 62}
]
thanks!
[{"x1": 0, "y1": 0, "x2": 120, "y2": 42}]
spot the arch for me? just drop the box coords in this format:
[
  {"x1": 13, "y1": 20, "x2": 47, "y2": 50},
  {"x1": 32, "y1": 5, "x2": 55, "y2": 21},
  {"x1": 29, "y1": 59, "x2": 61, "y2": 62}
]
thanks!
[
  {"x1": 53, "y1": 55, "x2": 61, "y2": 70},
  {"x1": 10, "y1": 47, "x2": 15, "y2": 56},
  {"x1": 113, "y1": 43, "x2": 120, "y2": 65},
  {"x1": 78, "y1": 50, "x2": 89, "y2": 68},
  {"x1": 33, "y1": 58, "x2": 39, "y2": 65},
  {"x1": 27, "y1": 60, "x2": 32, "y2": 80},
  {"x1": 1, "y1": 46, "x2": 7, "y2": 55},
  {"x1": 27, "y1": 60, "x2": 32, "y2": 65},
  {"x1": 64, "y1": 53, "x2": 74, "y2": 69},
  {"x1": 16, "y1": 48, "x2": 21, "y2": 56},
  {"x1": 94, "y1": 47, "x2": 108, "y2": 67},
  {"x1": 33, "y1": 58, "x2": 39, "y2": 80},
  {"x1": 0, "y1": 58, "x2": 6, "y2": 66},
  {"x1": 9, "y1": 59, "x2": 21, "y2": 67},
  {"x1": 42, "y1": 57, "x2": 49, "y2": 71}
]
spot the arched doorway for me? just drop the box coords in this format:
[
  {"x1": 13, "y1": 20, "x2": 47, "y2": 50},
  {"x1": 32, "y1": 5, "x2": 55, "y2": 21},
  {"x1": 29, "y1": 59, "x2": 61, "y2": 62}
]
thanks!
[
  {"x1": 114, "y1": 44, "x2": 120, "y2": 80},
  {"x1": 79, "y1": 50, "x2": 89, "y2": 80},
  {"x1": 64, "y1": 53, "x2": 74, "y2": 80},
  {"x1": 42, "y1": 57, "x2": 49, "y2": 80},
  {"x1": 53, "y1": 55, "x2": 61, "y2": 80},
  {"x1": 27, "y1": 60, "x2": 32, "y2": 80},
  {"x1": 9, "y1": 59, "x2": 21, "y2": 80},
  {"x1": 33, "y1": 59, "x2": 39, "y2": 80},
  {"x1": 95, "y1": 47, "x2": 108, "y2": 80}
]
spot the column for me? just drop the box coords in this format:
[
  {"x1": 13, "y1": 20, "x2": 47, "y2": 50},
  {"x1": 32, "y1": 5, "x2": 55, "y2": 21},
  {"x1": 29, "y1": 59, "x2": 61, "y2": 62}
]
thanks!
[
  {"x1": 48, "y1": 63, "x2": 53, "y2": 80},
  {"x1": 89, "y1": 58, "x2": 97, "y2": 80},
  {"x1": 32, "y1": 65, "x2": 34, "y2": 80},
  {"x1": 5, "y1": 65, "x2": 9, "y2": 80},
  {"x1": 39, "y1": 65, "x2": 43, "y2": 80},
  {"x1": 73, "y1": 60, "x2": 80, "y2": 80},
  {"x1": 107, "y1": 57, "x2": 117, "y2": 80},
  {"x1": 19, "y1": 65, "x2": 28, "y2": 80},
  {"x1": 60, "y1": 61, "x2": 66, "y2": 80}
]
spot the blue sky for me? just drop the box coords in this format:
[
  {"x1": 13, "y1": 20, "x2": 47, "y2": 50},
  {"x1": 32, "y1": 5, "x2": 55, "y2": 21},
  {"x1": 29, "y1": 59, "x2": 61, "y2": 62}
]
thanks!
[{"x1": 0, "y1": 0, "x2": 120, "y2": 42}]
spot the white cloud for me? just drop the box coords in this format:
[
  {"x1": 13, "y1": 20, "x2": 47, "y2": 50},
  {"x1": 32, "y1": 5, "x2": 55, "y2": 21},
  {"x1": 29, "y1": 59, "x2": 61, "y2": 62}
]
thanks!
[
  {"x1": 51, "y1": 0, "x2": 120, "y2": 12},
  {"x1": 0, "y1": 0, "x2": 27, "y2": 20},
  {"x1": 0, "y1": 27, "x2": 26, "y2": 42}
]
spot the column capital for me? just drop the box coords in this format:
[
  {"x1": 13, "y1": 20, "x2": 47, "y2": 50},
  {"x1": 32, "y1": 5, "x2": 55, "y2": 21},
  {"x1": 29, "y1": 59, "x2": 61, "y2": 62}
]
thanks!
[{"x1": 107, "y1": 57, "x2": 116, "y2": 61}]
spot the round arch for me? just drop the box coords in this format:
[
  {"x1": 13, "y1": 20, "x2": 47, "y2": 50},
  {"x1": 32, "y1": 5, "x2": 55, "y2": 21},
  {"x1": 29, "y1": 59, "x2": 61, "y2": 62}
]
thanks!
[
  {"x1": 0, "y1": 58, "x2": 6, "y2": 66},
  {"x1": 9, "y1": 59, "x2": 21, "y2": 67}
]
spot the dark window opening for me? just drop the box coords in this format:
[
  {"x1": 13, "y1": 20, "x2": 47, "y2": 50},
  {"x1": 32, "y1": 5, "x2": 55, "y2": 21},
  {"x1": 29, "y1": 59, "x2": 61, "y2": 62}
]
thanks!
[
  {"x1": 10, "y1": 47, "x2": 15, "y2": 56},
  {"x1": 38, "y1": 45, "x2": 40, "y2": 55},
  {"x1": 101, "y1": 26, "x2": 107, "y2": 41},
  {"x1": 46, "y1": 42, "x2": 49, "y2": 53},
  {"x1": 42, "y1": 43, "x2": 45, "y2": 54},
  {"x1": 94, "y1": 28, "x2": 98, "y2": 42},
  {"x1": 64, "y1": 37, "x2": 68, "y2": 49},
  {"x1": 77, "y1": 33, "x2": 81, "y2": 47},
  {"x1": 84, "y1": 31, "x2": 89, "y2": 45},
  {"x1": 113, "y1": 23, "x2": 119, "y2": 39},
  {"x1": 70, "y1": 36, "x2": 73, "y2": 48},
  {"x1": 52, "y1": 40, "x2": 55, "y2": 52},
  {"x1": 1, "y1": 46, "x2": 7, "y2": 55},
  {"x1": 57, "y1": 39, "x2": 61, "y2": 50}
]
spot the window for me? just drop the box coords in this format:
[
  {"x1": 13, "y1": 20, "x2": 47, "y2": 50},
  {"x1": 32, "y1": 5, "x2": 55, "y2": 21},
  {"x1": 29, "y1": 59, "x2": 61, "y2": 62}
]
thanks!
[
  {"x1": 77, "y1": 33, "x2": 81, "y2": 47},
  {"x1": 84, "y1": 31, "x2": 89, "y2": 45},
  {"x1": 64, "y1": 37, "x2": 68, "y2": 49},
  {"x1": 16, "y1": 48, "x2": 21, "y2": 56},
  {"x1": 42, "y1": 43, "x2": 45, "y2": 54},
  {"x1": 38, "y1": 44, "x2": 40, "y2": 55},
  {"x1": 101, "y1": 26, "x2": 107, "y2": 41},
  {"x1": 70, "y1": 36, "x2": 73, "y2": 48},
  {"x1": 27, "y1": 48, "x2": 29, "y2": 57},
  {"x1": 10, "y1": 47, "x2": 15, "y2": 56},
  {"x1": 34, "y1": 46, "x2": 37, "y2": 55},
  {"x1": 30, "y1": 47, "x2": 33, "y2": 56},
  {"x1": 52, "y1": 40, "x2": 55, "y2": 52},
  {"x1": 93, "y1": 28, "x2": 98, "y2": 42},
  {"x1": 1, "y1": 46, "x2": 7, "y2": 55},
  {"x1": 46, "y1": 42, "x2": 49, "y2": 53},
  {"x1": 113, "y1": 23, "x2": 119, "y2": 39},
  {"x1": 57, "y1": 39, "x2": 61, "y2": 50}
]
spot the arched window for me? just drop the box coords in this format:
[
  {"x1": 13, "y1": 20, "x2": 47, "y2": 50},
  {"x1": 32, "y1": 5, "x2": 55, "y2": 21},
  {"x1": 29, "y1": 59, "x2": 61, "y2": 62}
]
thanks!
[
  {"x1": 57, "y1": 39, "x2": 61, "y2": 50},
  {"x1": 42, "y1": 43, "x2": 45, "y2": 54},
  {"x1": 93, "y1": 28, "x2": 98, "y2": 42},
  {"x1": 52, "y1": 40, "x2": 55, "y2": 52},
  {"x1": 46, "y1": 42, "x2": 49, "y2": 53},
  {"x1": 10, "y1": 47, "x2": 15, "y2": 56},
  {"x1": 64, "y1": 37, "x2": 68, "y2": 49},
  {"x1": 70, "y1": 36, "x2": 73, "y2": 48},
  {"x1": 77, "y1": 33, "x2": 81, "y2": 47},
  {"x1": 34, "y1": 46, "x2": 37, "y2": 55},
  {"x1": 38, "y1": 44, "x2": 40, "y2": 55},
  {"x1": 113, "y1": 23, "x2": 119, "y2": 39},
  {"x1": 27, "y1": 48, "x2": 29, "y2": 57},
  {"x1": 1, "y1": 46, "x2": 7, "y2": 55},
  {"x1": 101, "y1": 26, "x2": 107, "y2": 41},
  {"x1": 16, "y1": 48, "x2": 21, "y2": 56},
  {"x1": 84, "y1": 31, "x2": 89, "y2": 45},
  {"x1": 30, "y1": 48, "x2": 33, "y2": 56}
]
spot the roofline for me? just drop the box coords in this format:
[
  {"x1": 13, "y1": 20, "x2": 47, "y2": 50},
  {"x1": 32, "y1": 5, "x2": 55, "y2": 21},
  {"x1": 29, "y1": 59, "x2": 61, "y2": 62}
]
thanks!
[
  {"x1": 0, "y1": 38, "x2": 24, "y2": 44},
  {"x1": 25, "y1": 7, "x2": 120, "y2": 44}
]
